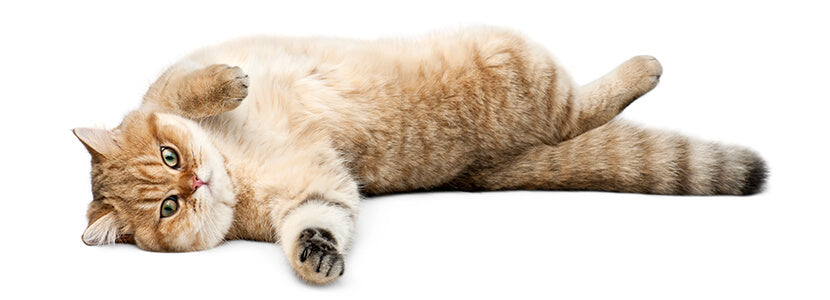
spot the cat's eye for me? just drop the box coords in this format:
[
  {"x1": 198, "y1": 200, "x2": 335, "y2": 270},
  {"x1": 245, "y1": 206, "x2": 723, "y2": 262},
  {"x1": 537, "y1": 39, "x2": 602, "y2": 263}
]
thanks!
[
  {"x1": 160, "y1": 147, "x2": 179, "y2": 168},
  {"x1": 160, "y1": 196, "x2": 179, "y2": 218}
]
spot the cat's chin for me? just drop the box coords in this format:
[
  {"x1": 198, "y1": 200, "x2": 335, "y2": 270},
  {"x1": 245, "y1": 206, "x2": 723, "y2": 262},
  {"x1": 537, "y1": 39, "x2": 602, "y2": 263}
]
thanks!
[{"x1": 187, "y1": 168, "x2": 235, "y2": 250}]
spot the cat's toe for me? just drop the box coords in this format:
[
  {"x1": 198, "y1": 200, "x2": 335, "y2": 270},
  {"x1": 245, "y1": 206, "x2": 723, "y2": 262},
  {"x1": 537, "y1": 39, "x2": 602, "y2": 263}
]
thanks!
[
  {"x1": 316, "y1": 251, "x2": 345, "y2": 277},
  {"x1": 624, "y1": 55, "x2": 662, "y2": 79}
]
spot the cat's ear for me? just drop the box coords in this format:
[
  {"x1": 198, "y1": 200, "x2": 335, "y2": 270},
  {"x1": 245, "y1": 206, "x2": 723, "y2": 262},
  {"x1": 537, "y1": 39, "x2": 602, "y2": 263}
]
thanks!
[
  {"x1": 72, "y1": 127, "x2": 121, "y2": 159},
  {"x1": 82, "y1": 210, "x2": 124, "y2": 246}
]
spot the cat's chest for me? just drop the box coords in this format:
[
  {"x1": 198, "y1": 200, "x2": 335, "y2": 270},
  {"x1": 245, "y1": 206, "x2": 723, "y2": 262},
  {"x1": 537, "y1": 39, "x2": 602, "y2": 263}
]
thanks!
[{"x1": 223, "y1": 174, "x2": 276, "y2": 242}]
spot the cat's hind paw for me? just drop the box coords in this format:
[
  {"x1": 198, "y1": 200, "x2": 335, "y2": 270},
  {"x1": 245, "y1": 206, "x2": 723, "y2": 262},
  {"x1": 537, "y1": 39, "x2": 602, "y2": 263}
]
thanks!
[
  {"x1": 293, "y1": 228, "x2": 345, "y2": 284},
  {"x1": 618, "y1": 55, "x2": 662, "y2": 97}
]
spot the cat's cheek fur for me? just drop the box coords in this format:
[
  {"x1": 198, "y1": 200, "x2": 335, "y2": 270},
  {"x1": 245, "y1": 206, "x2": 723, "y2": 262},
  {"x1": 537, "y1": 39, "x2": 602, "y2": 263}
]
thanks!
[{"x1": 191, "y1": 189, "x2": 235, "y2": 250}]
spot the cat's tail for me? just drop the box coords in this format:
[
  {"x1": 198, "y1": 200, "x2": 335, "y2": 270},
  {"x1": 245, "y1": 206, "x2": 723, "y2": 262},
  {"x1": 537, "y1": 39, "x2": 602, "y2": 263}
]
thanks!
[{"x1": 450, "y1": 120, "x2": 768, "y2": 195}]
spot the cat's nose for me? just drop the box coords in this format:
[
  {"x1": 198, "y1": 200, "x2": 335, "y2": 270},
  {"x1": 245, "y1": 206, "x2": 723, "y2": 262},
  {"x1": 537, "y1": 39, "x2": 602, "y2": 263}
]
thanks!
[{"x1": 192, "y1": 175, "x2": 206, "y2": 191}]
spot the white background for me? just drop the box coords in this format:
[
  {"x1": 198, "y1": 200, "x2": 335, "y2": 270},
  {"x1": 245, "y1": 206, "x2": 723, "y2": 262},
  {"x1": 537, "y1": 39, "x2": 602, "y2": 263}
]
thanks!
[{"x1": 1, "y1": 0, "x2": 828, "y2": 299}]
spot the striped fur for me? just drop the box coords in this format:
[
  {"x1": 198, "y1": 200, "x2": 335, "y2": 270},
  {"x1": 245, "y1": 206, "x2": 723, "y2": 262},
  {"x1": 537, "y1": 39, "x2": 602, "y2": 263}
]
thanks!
[
  {"x1": 74, "y1": 26, "x2": 766, "y2": 285},
  {"x1": 443, "y1": 120, "x2": 767, "y2": 195}
]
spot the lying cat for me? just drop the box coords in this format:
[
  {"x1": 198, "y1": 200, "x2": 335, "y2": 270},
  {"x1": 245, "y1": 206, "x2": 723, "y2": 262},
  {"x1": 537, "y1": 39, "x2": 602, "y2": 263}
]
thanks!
[{"x1": 73, "y1": 26, "x2": 767, "y2": 284}]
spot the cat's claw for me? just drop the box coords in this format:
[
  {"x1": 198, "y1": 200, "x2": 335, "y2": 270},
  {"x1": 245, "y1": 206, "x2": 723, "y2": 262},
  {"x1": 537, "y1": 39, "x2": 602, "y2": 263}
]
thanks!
[{"x1": 294, "y1": 228, "x2": 345, "y2": 284}]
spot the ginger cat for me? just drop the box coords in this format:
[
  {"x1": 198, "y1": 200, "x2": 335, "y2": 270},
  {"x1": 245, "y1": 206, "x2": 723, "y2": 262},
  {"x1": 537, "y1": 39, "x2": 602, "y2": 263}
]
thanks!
[{"x1": 73, "y1": 27, "x2": 767, "y2": 284}]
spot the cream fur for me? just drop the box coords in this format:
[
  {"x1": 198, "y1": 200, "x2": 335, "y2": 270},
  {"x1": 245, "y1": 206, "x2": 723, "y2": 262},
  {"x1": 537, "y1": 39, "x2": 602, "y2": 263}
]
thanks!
[
  {"x1": 278, "y1": 201, "x2": 354, "y2": 254},
  {"x1": 75, "y1": 26, "x2": 766, "y2": 285}
]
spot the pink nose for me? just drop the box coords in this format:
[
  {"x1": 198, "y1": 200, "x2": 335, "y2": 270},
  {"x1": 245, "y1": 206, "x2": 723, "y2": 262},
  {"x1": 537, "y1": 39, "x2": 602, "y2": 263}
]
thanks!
[{"x1": 192, "y1": 176, "x2": 206, "y2": 191}]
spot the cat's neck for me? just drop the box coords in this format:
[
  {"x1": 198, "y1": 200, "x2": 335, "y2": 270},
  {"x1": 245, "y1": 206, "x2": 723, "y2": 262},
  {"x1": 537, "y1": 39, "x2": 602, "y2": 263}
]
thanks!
[{"x1": 222, "y1": 165, "x2": 277, "y2": 242}]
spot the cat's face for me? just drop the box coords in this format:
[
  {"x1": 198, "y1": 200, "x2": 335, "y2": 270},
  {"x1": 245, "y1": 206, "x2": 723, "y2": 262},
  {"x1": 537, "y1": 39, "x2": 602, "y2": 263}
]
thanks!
[{"x1": 74, "y1": 111, "x2": 236, "y2": 252}]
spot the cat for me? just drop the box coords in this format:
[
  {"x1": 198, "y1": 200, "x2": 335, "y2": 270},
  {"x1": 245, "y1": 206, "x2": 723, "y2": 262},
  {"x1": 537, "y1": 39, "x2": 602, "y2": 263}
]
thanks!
[{"x1": 73, "y1": 26, "x2": 767, "y2": 284}]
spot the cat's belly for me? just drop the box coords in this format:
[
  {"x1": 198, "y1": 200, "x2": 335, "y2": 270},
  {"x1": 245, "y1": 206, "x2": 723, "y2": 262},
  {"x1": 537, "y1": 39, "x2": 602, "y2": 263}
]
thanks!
[
  {"x1": 339, "y1": 131, "x2": 477, "y2": 195},
  {"x1": 200, "y1": 28, "x2": 562, "y2": 195}
]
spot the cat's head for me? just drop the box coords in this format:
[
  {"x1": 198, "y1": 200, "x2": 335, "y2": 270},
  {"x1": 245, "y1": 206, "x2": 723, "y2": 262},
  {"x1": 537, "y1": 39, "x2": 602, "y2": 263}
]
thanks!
[{"x1": 73, "y1": 110, "x2": 236, "y2": 252}]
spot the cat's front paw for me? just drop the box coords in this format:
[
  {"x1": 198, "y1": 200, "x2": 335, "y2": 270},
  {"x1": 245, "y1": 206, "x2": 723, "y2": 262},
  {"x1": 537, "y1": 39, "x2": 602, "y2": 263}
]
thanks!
[
  {"x1": 293, "y1": 228, "x2": 345, "y2": 284},
  {"x1": 204, "y1": 64, "x2": 249, "y2": 106}
]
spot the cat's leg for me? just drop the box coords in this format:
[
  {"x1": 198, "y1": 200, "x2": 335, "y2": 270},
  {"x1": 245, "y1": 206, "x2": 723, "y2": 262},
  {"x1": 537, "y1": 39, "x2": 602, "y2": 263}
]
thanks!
[
  {"x1": 142, "y1": 61, "x2": 249, "y2": 119},
  {"x1": 446, "y1": 120, "x2": 767, "y2": 195},
  {"x1": 559, "y1": 56, "x2": 663, "y2": 140},
  {"x1": 275, "y1": 192, "x2": 359, "y2": 284}
]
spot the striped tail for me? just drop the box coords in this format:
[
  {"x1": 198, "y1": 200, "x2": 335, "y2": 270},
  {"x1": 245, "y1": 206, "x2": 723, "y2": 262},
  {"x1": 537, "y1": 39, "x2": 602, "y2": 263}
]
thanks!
[{"x1": 449, "y1": 120, "x2": 768, "y2": 195}]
